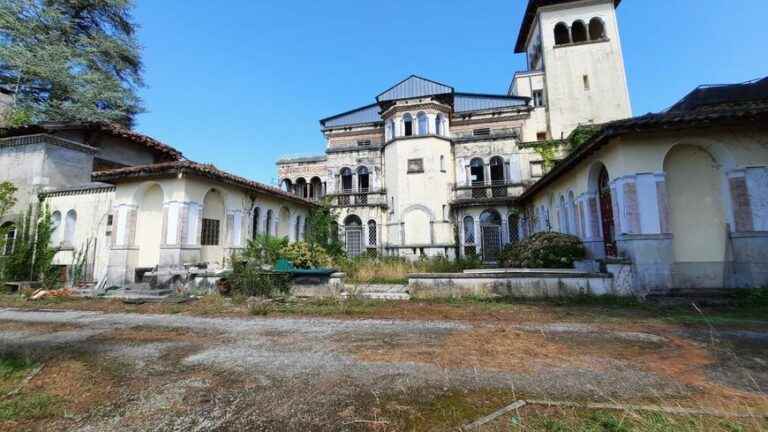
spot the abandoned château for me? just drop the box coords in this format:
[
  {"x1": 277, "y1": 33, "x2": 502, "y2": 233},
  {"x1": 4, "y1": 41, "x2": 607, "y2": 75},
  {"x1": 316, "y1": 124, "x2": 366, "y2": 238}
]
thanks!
[
  {"x1": 0, "y1": 0, "x2": 766, "y2": 294},
  {"x1": 277, "y1": 0, "x2": 632, "y2": 261},
  {"x1": 277, "y1": 0, "x2": 768, "y2": 291}
]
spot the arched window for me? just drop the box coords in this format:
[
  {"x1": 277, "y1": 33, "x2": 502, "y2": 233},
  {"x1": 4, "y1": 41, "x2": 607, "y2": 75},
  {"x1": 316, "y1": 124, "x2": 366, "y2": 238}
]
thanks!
[
  {"x1": 598, "y1": 166, "x2": 616, "y2": 256},
  {"x1": 357, "y1": 166, "x2": 369, "y2": 192},
  {"x1": 417, "y1": 112, "x2": 428, "y2": 135},
  {"x1": 368, "y1": 220, "x2": 377, "y2": 246},
  {"x1": 403, "y1": 114, "x2": 413, "y2": 137},
  {"x1": 51, "y1": 211, "x2": 62, "y2": 247},
  {"x1": 310, "y1": 177, "x2": 322, "y2": 200},
  {"x1": 330, "y1": 221, "x2": 339, "y2": 242},
  {"x1": 64, "y1": 210, "x2": 77, "y2": 247},
  {"x1": 435, "y1": 114, "x2": 443, "y2": 136},
  {"x1": 470, "y1": 158, "x2": 485, "y2": 184},
  {"x1": 554, "y1": 22, "x2": 571, "y2": 45},
  {"x1": 490, "y1": 156, "x2": 506, "y2": 197},
  {"x1": 281, "y1": 179, "x2": 293, "y2": 193},
  {"x1": 340, "y1": 167, "x2": 353, "y2": 192},
  {"x1": 589, "y1": 17, "x2": 606, "y2": 40},
  {"x1": 463, "y1": 216, "x2": 475, "y2": 244},
  {"x1": 479, "y1": 209, "x2": 503, "y2": 262},
  {"x1": 571, "y1": 20, "x2": 587, "y2": 43},
  {"x1": 295, "y1": 178, "x2": 308, "y2": 198},
  {"x1": 559, "y1": 195, "x2": 570, "y2": 234},
  {"x1": 252, "y1": 207, "x2": 260, "y2": 238},
  {"x1": 2, "y1": 222, "x2": 16, "y2": 256},
  {"x1": 386, "y1": 120, "x2": 395, "y2": 141},
  {"x1": 265, "y1": 210, "x2": 273, "y2": 238},
  {"x1": 295, "y1": 215, "x2": 302, "y2": 241},
  {"x1": 568, "y1": 191, "x2": 578, "y2": 238},
  {"x1": 508, "y1": 214, "x2": 520, "y2": 243}
]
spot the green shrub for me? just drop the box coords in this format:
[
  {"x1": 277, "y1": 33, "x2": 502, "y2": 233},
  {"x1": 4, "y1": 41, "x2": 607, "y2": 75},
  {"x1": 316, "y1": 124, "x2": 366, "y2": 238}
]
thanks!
[
  {"x1": 241, "y1": 235, "x2": 289, "y2": 267},
  {"x1": 499, "y1": 232, "x2": 586, "y2": 269},
  {"x1": 229, "y1": 264, "x2": 291, "y2": 298},
  {"x1": 279, "y1": 241, "x2": 332, "y2": 269}
]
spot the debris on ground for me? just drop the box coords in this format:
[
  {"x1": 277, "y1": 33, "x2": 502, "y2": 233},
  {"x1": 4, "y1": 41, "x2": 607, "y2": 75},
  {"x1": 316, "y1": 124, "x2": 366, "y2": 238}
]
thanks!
[{"x1": 27, "y1": 288, "x2": 73, "y2": 301}]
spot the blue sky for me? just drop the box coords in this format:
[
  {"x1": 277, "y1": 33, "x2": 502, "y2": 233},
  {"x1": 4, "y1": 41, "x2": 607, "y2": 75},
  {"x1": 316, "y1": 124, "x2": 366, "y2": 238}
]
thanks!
[{"x1": 133, "y1": 1, "x2": 768, "y2": 185}]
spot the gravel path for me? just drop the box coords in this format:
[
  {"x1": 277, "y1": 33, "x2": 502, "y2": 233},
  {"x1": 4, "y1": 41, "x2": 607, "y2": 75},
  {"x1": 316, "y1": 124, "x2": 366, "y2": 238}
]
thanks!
[{"x1": 0, "y1": 308, "x2": 698, "y2": 431}]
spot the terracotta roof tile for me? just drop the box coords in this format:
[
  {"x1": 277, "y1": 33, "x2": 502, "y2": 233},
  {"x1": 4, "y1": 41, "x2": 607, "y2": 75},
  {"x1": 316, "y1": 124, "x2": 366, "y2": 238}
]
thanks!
[{"x1": 93, "y1": 161, "x2": 317, "y2": 207}]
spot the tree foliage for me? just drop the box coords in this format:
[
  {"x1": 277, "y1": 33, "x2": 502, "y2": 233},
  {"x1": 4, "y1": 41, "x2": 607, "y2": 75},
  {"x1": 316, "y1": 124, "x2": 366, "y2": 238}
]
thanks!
[{"x1": 0, "y1": 0, "x2": 144, "y2": 127}]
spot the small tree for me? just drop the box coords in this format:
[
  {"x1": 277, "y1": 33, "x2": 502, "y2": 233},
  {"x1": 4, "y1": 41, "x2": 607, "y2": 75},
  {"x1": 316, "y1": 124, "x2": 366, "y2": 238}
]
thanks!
[{"x1": 305, "y1": 199, "x2": 344, "y2": 258}]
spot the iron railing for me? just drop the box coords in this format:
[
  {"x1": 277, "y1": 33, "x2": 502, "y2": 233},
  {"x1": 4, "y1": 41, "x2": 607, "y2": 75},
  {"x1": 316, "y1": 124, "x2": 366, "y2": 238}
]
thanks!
[{"x1": 451, "y1": 180, "x2": 526, "y2": 203}]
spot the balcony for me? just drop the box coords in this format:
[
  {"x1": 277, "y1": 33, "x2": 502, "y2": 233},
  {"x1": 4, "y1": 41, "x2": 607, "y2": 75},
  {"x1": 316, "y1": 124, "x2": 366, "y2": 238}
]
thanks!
[
  {"x1": 328, "y1": 188, "x2": 387, "y2": 208},
  {"x1": 450, "y1": 180, "x2": 528, "y2": 206}
]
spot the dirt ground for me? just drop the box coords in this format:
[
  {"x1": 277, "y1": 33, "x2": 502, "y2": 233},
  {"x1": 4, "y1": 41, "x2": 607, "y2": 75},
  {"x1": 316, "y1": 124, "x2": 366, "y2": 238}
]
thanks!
[{"x1": 0, "y1": 298, "x2": 766, "y2": 431}]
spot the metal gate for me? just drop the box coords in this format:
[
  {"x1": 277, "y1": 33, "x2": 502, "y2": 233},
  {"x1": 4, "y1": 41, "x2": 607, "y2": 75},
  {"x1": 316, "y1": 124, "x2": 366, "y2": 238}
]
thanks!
[
  {"x1": 346, "y1": 228, "x2": 363, "y2": 257},
  {"x1": 481, "y1": 226, "x2": 501, "y2": 263}
]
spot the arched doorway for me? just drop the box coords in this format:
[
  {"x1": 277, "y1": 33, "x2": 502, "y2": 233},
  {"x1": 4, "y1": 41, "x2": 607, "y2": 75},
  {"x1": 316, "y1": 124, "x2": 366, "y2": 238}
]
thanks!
[
  {"x1": 597, "y1": 166, "x2": 616, "y2": 257},
  {"x1": 480, "y1": 209, "x2": 502, "y2": 263},
  {"x1": 664, "y1": 145, "x2": 726, "y2": 266},
  {"x1": 201, "y1": 189, "x2": 225, "y2": 265},
  {"x1": 344, "y1": 215, "x2": 363, "y2": 257},
  {"x1": 136, "y1": 184, "x2": 164, "y2": 268}
]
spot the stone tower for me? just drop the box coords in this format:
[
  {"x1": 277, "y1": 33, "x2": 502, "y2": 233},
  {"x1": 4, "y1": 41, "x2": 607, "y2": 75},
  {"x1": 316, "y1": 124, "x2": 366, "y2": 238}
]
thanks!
[{"x1": 511, "y1": 0, "x2": 632, "y2": 140}]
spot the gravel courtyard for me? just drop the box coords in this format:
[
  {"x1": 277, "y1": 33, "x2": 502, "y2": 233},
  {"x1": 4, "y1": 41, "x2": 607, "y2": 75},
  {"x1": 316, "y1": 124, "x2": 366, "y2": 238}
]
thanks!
[{"x1": 0, "y1": 306, "x2": 766, "y2": 431}]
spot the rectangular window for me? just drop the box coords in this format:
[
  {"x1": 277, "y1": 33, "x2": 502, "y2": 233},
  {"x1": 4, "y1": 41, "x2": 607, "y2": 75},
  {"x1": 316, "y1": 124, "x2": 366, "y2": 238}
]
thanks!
[
  {"x1": 532, "y1": 90, "x2": 545, "y2": 107},
  {"x1": 583, "y1": 75, "x2": 590, "y2": 91},
  {"x1": 530, "y1": 161, "x2": 544, "y2": 178},
  {"x1": 473, "y1": 128, "x2": 491, "y2": 137},
  {"x1": 106, "y1": 214, "x2": 113, "y2": 237},
  {"x1": 201, "y1": 218, "x2": 220, "y2": 246},
  {"x1": 537, "y1": 132, "x2": 547, "y2": 141},
  {"x1": 357, "y1": 140, "x2": 371, "y2": 147},
  {"x1": 407, "y1": 158, "x2": 424, "y2": 174}
]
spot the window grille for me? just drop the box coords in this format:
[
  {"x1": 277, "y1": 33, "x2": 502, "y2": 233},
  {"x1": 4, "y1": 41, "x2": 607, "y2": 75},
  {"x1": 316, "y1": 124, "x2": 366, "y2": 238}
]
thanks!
[
  {"x1": 368, "y1": 221, "x2": 377, "y2": 246},
  {"x1": 201, "y1": 218, "x2": 220, "y2": 246}
]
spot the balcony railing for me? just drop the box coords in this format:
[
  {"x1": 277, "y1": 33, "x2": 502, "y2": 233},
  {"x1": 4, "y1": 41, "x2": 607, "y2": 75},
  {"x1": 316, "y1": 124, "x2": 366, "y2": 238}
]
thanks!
[
  {"x1": 328, "y1": 188, "x2": 387, "y2": 207},
  {"x1": 451, "y1": 180, "x2": 526, "y2": 203}
]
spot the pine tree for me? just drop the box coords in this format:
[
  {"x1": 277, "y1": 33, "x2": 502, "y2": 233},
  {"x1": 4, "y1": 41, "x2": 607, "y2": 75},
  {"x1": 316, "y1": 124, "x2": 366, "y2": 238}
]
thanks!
[{"x1": 0, "y1": 0, "x2": 144, "y2": 127}]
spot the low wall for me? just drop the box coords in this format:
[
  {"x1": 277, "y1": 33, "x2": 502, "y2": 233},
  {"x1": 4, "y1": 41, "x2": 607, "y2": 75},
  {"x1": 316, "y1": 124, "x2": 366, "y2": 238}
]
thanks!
[
  {"x1": 290, "y1": 273, "x2": 346, "y2": 298},
  {"x1": 409, "y1": 269, "x2": 620, "y2": 299}
]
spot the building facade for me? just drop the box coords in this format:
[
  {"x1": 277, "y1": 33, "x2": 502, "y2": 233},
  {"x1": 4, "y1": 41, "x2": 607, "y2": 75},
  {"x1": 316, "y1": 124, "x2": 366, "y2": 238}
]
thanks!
[
  {"x1": 518, "y1": 77, "x2": 768, "y2": 292},
  {"x1": 277, "y1": 0, "x2": 631, "y2": 262},
  {"x1": 0, "y1": 123, "x2": 314, "y2": 288}
]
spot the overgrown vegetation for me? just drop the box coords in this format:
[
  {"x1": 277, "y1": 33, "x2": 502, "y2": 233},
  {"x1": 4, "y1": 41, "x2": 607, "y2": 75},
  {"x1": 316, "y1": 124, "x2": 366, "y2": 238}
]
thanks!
[
  {"x1": 339, "y1": 255, "x2": 483, "y2": 284},
  {"x1": 1, "y1": 204, "x2": 58, "y2": 287},
  {"x1": 533, "y1": 125, "x2": 602, "y2": 171},
  {"x1": 499, "y1": 232, "x2": 586, "y2": 269},
  {"x1": 304, "y1": 199, "x2": 344, "y2": 259},
  {"x1": 0, "y1": 0, "x2": 145, "y2": 127}
]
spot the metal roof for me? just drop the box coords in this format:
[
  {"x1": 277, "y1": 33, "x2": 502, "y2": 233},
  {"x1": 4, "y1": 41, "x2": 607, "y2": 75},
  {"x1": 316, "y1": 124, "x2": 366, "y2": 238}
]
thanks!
[
  {"x1": 514, "y1": 0, "x2": 622, "y2": 53},
  {"x1": 376, "y1": 75, "x2": 454, "y2": 102},
  {"x1": 320, "y1": 104, "x2": 381, "y2": 129},
  {"x1": 454, "y1": 93, "x2": 530, "y2": 113}
]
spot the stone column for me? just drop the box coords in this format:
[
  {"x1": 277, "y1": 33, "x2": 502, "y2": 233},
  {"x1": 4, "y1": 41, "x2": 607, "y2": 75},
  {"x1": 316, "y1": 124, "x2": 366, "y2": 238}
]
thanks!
[{"x1": 727, "y1": 166, "x2": 768, "y2": 288}]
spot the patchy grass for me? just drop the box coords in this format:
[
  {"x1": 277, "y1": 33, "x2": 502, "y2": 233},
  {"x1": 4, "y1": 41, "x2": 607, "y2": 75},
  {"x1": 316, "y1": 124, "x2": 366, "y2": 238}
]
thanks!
[
  {"x1": 495, "y1": 405, "x2": 768, "y2": 432},
  {"x1": 339, "y1": 256, "x2": 482, "y2": 284}
]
